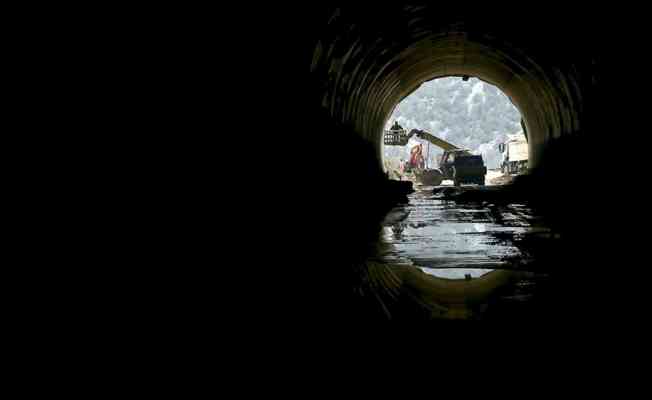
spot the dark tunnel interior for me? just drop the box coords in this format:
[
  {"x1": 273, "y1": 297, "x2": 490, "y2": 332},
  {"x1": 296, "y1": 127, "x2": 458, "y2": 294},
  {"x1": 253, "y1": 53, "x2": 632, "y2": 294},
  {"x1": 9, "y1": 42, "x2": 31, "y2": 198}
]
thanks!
[
  {"x1": 217, "y1": 5, "x2": 644, "y2": 325},
  {"x1": 42, "y1": 3, "x2": 652, "y2": 371}
]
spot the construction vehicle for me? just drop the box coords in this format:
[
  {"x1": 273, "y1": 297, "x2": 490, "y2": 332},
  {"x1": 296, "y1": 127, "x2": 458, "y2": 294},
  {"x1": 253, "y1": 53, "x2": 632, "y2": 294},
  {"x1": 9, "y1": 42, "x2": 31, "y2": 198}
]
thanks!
[
  {"x1": 384, "y1": 123, "x2": 487, "y2": 186},
  {"x1": 498, "y1": 132, "x2": 528, "y2": 175}
]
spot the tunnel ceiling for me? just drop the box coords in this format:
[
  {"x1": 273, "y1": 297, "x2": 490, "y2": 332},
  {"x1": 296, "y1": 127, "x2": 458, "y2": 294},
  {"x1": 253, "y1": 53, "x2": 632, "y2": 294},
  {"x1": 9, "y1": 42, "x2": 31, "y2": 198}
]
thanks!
[{"x1": 309, "y1": 6, "x2": 598, "y2": 167}]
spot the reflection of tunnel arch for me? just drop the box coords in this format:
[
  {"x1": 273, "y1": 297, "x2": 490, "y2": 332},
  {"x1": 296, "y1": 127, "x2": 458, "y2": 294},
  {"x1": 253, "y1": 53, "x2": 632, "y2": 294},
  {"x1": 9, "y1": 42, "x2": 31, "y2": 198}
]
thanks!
[
  {"x1": 366, "y1": 262, "x2": 520, "y2": 320},
  {"x1": 310, "y1": 8, "x2": 596, "y2": 169}
]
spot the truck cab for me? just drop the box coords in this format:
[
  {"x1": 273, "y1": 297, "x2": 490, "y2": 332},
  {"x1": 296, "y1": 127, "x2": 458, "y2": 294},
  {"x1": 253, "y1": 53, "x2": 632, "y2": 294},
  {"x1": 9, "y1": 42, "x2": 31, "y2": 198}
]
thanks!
[
  {"x1": 439, "y1": 149, "x2": 487, "y2": 186},
  {"x1": 498, "y1": 133, "x2": 528, "y2": 175}
]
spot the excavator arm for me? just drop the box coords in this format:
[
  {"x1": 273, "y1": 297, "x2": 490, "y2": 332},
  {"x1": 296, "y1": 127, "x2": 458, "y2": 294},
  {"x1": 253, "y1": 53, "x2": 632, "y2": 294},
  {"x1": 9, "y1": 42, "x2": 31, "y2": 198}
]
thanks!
[
  {"x1": 407, "y1": 129, "x2": 460, "y2": 151},
  {"x1": 384, "y1": 126, "x2": 461, "y2": 151}
]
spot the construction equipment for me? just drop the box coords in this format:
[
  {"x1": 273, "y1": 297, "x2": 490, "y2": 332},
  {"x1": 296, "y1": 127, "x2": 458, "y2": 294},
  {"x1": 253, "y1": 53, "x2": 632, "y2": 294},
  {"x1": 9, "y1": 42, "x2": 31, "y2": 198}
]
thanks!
[
  {"x1": 384, "y1": 124, "x2": 487, "y2": 186},
  {"x1": 498, "y1": 132, "x2": 528, "y2": 175}
]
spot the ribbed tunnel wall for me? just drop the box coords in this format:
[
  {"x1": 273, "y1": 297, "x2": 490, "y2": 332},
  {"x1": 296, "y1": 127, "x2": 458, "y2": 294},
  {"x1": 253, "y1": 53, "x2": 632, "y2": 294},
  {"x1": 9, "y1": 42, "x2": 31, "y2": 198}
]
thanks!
[{"x1": 309, "y1": 6, "x2": 597, "y2": 169}]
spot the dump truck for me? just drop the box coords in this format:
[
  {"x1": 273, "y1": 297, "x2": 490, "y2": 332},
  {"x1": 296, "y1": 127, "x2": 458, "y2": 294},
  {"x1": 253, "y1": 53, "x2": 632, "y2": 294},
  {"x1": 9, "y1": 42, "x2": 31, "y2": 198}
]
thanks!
[
  {"x1": 498, "y1": 133, "x2": 528, "y2": 175},
  {"x1": 384, "y1": 124, "x2": 487, "y2": 186}
]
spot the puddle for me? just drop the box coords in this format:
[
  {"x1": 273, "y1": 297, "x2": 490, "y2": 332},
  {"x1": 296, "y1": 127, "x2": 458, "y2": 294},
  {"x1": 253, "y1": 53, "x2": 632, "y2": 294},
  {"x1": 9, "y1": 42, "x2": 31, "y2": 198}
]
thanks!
[{"x1": 379, "y1": 188, "x2": 537, "y2": 275}]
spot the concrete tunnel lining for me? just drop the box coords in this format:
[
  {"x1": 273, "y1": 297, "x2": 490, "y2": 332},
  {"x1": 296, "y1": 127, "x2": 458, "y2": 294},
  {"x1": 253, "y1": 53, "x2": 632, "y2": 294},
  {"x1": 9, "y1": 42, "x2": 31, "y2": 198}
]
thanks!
[{"x1": 310, "y1": 10, "x2": 592, "y2": 171}]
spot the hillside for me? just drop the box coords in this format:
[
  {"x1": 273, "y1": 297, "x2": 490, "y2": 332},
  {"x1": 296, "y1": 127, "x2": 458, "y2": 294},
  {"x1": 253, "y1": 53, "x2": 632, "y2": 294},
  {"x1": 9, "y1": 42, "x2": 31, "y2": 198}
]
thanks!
[{"x1": 383, "y1": 77, "x2": 523, "y2": 169}]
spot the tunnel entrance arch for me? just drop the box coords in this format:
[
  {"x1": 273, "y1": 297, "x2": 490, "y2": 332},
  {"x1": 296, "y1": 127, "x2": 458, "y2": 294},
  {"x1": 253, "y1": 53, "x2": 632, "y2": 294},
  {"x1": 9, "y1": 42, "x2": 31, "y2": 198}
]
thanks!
[
  {"x1": 254, "y1": 4, "x2": 611, "y2": 322},
  {"x1": 310, "y1": 15, "x2": 591, "y2": 174}
]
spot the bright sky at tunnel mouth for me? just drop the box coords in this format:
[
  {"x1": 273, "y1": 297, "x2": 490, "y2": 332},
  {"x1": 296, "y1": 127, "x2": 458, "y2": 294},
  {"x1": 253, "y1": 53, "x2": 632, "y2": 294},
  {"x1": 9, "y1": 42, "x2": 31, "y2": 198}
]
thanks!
[{"x1": 383, "y1": 77, "x2": 523, "y2": 172}]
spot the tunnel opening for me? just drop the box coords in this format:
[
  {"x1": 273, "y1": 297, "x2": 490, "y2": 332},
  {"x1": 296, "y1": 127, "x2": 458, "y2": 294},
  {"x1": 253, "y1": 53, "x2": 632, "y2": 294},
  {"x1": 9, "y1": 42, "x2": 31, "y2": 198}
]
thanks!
[{"x1": 381, "y1": 76, "x2": 525, "y2": 184}]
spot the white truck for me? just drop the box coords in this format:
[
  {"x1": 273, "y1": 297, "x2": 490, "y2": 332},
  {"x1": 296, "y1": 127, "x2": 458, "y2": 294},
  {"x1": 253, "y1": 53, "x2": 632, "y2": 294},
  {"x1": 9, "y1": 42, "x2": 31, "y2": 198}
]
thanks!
[{"x1": 498, "y1": 132, "x2": 528, "y2": 175}]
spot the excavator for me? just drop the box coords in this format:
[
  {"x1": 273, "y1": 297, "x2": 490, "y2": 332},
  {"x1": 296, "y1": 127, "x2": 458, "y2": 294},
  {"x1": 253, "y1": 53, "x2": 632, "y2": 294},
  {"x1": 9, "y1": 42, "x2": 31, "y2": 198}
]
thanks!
[{"x1": 384, "y1": 123, "x2": 487, "y2": 186}]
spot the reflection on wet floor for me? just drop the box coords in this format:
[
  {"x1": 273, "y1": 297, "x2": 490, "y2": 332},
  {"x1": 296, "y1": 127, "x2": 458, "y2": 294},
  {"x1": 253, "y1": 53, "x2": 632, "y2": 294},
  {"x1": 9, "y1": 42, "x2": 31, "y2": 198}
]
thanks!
[
  {"x1": 366, "y1": 184, "x2": 558, "y2": 320},
  {"x1": 377, "y1": 185, "x2": 546, "y2": 275}
]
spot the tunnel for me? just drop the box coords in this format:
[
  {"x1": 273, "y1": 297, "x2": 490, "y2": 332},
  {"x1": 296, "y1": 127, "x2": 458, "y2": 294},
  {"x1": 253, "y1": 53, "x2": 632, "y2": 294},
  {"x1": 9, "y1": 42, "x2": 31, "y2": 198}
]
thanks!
[{"x1": 240, "y1": 5, "x2": 635, "y2": 323}]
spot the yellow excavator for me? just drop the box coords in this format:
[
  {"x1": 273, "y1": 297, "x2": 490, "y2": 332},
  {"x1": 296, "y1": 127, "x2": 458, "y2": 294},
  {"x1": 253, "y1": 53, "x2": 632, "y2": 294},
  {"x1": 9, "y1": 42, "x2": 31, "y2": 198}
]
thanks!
[{"x1": 384, "y1": 123, "x2": 487, "y2": 186}]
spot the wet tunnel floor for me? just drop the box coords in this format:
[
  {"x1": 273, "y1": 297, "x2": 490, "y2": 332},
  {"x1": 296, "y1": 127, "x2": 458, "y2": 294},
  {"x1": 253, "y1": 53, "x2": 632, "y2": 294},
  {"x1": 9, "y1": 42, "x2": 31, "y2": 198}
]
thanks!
[
  {"x1": 366, "y1": 184, "x2": 563, "y2": 320},
  {"x1": 376, "y1": 185, "x2": 549, "y2": 275}
]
